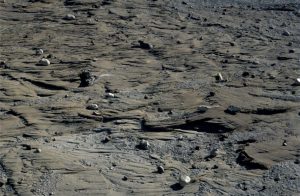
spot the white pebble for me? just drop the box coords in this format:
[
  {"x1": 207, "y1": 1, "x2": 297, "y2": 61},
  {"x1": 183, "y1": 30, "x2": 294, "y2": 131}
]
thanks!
[
  {"x1": 35, "y1": 48, "x2": 43, "y2": 55},
  {"x1": 64, "y1": 14, "x2": 76, "y2": 20},
  {"x1": 179, "y1": 175, "x2": 191, "y2": 187},
  {"x1": 216, "y1": 72, "x2": 225, "y2": 82},
  {"x1": 295, "y1": 78, "x2": 300, "y2": 86},
  {"x1": 38, "y1": 58, "x2": 50, "y2": 66},
  {"x1": 106, "y1": 93, "x2": 115, "y2": 98},
  {"x1": 87, "y1": 104, "x2": 99, "y2": 110},
  {"x1": 35, "y1": 148, "x2": 42, "y2": 153}
]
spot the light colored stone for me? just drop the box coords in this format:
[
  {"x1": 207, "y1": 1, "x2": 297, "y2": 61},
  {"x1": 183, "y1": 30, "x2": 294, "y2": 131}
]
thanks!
[
  {"x1": 106, "y1": 93, "x2": 115, "y2": 98},
  {"x1": 64, "y1": 14, "x2": 76, "y2": 20},
  {"x1": 157, "y1": 165, "x2": 164, "y2": 174},
  {"x1": 86, "y1": 104, "x2": 99, "y2": 110},
  {"x1": 216, "y1": 72, "x2": 225, "y2": 82},
  {"x1": 294, "y1": 78, "x2": 300, "y2": 86},
  {"x1": 38, "y1": 58, "x2": 50, "y2": 66},
  {"x1": 179, "y1": 175, "x2": 191, "y2": 187},
  {"x1": 35, "y1": 48, "x2": 43, "y2": 55},
  {"x1": 35, "y1": 148, "x2": 42, "y2": 153}
]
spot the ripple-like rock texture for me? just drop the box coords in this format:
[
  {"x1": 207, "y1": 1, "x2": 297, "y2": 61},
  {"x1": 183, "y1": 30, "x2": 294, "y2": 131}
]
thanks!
[{"x1": 1, "y1": 0, "x2": 300, "y2": 195}]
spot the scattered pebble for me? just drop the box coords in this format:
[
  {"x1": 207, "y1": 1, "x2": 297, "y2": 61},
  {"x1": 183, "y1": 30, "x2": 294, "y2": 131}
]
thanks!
[
  {"x1": 138, "y1": 40, "x2": 153, "y2": 50},
  {"x1": 282, "y1": 30, "x2": 291, "y2": 36},
  {"x1": 38, "y1": 58, "x2": 50, "y2": 66},
  {"x1": 86, "y1": 104, "x2": 98, "y2": 110},
  {"x1": 79, "y1": 70, "x2": 95, "y2": 87},
  {"x1": 138, "y1": 139, "x2": 150, "y2": 150},
  {"x1": 178, "y1": 135, "x2": 183, "y2": 140},
  {"x1": 122, "y1": 176, "x2": 128, "y2": 181},
  {"x1": 282, "y1": 140, "x2": 287, "y2": 146},
  {"x1": 64, "y1": 14, "x2": 76, "y2": 20},
  {"x1": 35, "y1": 148, "x2": 42, "y2": 153},
  {"x1": 215, "y1": 72, "x2": 225, "y2": 82},
  {"x1": 179, "y1": 175, "x2": 191, "y2": 187},
  {"x1": 293, "y1": 78, "x2": 300, "y2": 86},
  {"x1": 197, "y1": 106, "x2": 208, "y2": 113},
  {"x1": 0, "y1": 61, "x2": 9, "y2": 69},
  {"x1": 35, "y1": 48, "x2": 43, "y2": 55},
  {"x1": 106, "y1": 93, "x2": 115, "y2": 98},
  {"x1": 225, "y1": 105, "x2": 240, "y2": 115},
  {"x1": 157, "y1": 165, "x2": 164, "y2": 174}
]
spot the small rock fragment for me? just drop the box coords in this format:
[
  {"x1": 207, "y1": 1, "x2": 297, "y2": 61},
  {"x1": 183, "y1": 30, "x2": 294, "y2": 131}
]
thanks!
[
  {"x1": 157, "y1": 165, "x2": 164, "y2": 174},
  {"x1": 178, "y1": 135, "x2": 183, "y2": 140},
  {"x1": 79, "y1": 70, "x2": 95, "y2": 87},
  {"x1": 282, "y1": 30, "x2": 291, "y2": 36},
  {"x1": 35, "y1": 148, "x2": 42, "y2": 153},
  {"x1": 35, "y1": 48, "x2": 43, "y2": 55},
  {"x1": 137, "y1": 139, "x2": 150, "y2": 150},
  {"x1": 0, "y1": 61, "x2": 9, "y2": 69},
  {"x1": 179, "y1": 175, "x2": 191, "y2": 187},
  {"x1": 38, "y1": 58, "x2": 50, "y2": 66},
  {"x1": 138, "y1": 40, "x2": 153, "y2": 50},
  {"x1": 106, "y1": 93, "x2": 115, "y2": 98},
  {"x1": 282, "y1": 140, "x2": 287, "y2": 146},
  {"x1": 64, "y1": 14, "x2": 76, "y2": 20},
  {"x1": 215, "y1": 72, "x2": 225, "y2": 82},
  {"x1": 86, "y1": 104, "x2": 98, "y2": 110},
  {"x1": 225, "y1": 105, "x2": 240, "y2": 115},
  {"x1": 293, "y1": 78, "x2": 300, "y2": 86},
  {"x1": 122, "y1": 176, "x2": 128, "y2": 181},
  {"x1": 197, "y1": 106, "x2": 208, "y2": 113}
]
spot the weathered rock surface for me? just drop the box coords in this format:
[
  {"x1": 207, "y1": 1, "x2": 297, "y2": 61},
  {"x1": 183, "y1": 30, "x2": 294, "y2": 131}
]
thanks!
[{"x1": 0, "y1": 0, "x2": 300, "y2": 195}]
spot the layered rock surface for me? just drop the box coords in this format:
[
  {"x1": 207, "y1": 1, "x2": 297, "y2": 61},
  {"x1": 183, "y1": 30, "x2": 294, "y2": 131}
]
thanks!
[{"x1": 1, "y1": 0, "x2": 300, "y2": 195}]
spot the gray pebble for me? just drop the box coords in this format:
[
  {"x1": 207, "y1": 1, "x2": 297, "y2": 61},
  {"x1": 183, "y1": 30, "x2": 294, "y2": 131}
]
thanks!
[
  {"x1": 86, "y1": 104, "x2": 99, "y2": 110},
  {"x1": 64, "y1": 14, "x2": 76, "y2": 20},
  {"x1": 282, "y1": 30, "x2": 291, "y2": 36},
  {"x1": 38, "y1": 58, "x2": 50, "y2": 66}
]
